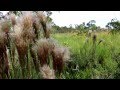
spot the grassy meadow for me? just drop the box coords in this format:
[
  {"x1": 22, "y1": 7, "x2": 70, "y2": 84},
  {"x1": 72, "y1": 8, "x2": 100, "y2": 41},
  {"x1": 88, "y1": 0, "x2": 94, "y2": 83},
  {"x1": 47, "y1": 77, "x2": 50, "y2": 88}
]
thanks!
[
  {"x1": 5, "y1": 30, "x2": 120, "y2": 79},
  {"x1": 52, "y1": 31, "x2": 120, "y2": 79},
  {"x1": 1, "y1": 11, "x2": 120, "y2": 79}
]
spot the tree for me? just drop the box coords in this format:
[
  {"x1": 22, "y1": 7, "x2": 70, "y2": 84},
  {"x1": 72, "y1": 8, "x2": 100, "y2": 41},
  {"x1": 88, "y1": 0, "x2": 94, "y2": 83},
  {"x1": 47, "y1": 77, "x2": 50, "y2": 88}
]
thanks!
[
  {"x1": 86, "y1": 20, "x2": 97, "y2": 30},
  {"x1": 75, "y1": 22, "x2": 86, "y2": 30},
  {"x1": 106, "y1": 18, "x2": 120, "y2": 31}
]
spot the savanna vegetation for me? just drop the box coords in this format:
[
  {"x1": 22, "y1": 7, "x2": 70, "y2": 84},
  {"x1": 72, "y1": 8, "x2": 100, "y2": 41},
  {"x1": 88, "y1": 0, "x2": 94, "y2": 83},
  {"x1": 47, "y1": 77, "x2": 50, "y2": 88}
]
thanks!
[{"x1": 0, "y1": 11, "x2": 120, "y2": 79}]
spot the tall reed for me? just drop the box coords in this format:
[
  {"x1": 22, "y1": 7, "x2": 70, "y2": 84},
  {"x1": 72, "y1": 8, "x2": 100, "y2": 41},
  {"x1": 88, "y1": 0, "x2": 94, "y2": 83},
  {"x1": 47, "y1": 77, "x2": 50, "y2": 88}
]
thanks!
[
  {"x1": 0, "y1": 31, "x2": 10, "y2": 79},
  {"x1": 37, "y1": 11, "x2": 50, "y2": 38},
  {"x1": 51, "y1": 46, "x2": 70, "y2": 77}
]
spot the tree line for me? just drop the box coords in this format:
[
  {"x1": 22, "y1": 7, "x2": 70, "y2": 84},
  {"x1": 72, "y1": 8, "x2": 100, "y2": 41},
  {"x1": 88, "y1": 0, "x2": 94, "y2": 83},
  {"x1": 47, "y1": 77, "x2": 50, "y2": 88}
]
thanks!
[{"x1": 1, "y1": 11, "x2": 120, "y2": 33}]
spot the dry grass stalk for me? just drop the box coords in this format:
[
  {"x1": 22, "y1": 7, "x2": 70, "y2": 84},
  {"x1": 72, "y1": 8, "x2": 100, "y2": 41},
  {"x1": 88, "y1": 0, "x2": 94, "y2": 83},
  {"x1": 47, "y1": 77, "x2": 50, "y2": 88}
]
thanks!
[
  {"x1": 51, "y1": 46, "x2": 70, "y2": 76},
  {"x1": 37, "y1": 11, "x2": 47, "y2": 25},
  {"x1": 9, "y1": 35, "x2": 16, "y2": 72},
  {"x1": 31, "y1": 38, "x2": 58, "y2": 73},
  {"x1": 45, "y1": 27, "x2": 51, "y2": 38},
  {"x1": 92, "y1": 33, "x2": 97, "y2": 44},
  {"x1": 17, "y1": 12, "x2": 35, "y2": 44},
  {"x1": 14, "y1": 24, "x2": 29, "y2": 78},
  {"x1": 9, "y1": 13, "x2": 16, "y2": 26},
  {"x1": 20, "y1": 12, "x2": 33, "y2": 30},
  {"x1": 32, "y1": 13, "x2": 41, "y2": 40},
  {"x1": 13, "y1": 12, "x2": 37, "y2": 78},
  {"x1": 0, "y1": 20, "x2": 11, "y2": 50},
  {"x1": 30, "y1": 44, "x2": 40, "y2": 73},
  {"x1": 51, "y1": 47, "x2": 64, "y2": 75},
  {"x1": 0, "y1": 32, "x2": 9, "y2": 79},
  {"x1": 15, "y1": 38, "x2": 28, "y2": 78},
  {"x1": 0, "y1": 19, "x2": 11, "y2": 34},
  {"x1": 36, "y1": 39, "x2": 50, "y2": 66},
  {"x1": 40, "y1": 64, "x2": 55, "y2": 79},
  {"x1": 63, "y1": 47, "x2": 70, "y2": 62},
  {"x1": 37, "y1": 11, "x2": 50, "y2": 38}
]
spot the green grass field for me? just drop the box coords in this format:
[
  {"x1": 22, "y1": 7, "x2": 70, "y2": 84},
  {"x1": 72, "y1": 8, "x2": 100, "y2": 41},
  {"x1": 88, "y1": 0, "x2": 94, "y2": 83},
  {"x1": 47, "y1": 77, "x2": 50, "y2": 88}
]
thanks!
[{"x1": 51, "y1": 32, "x2": 120, "y2": 79}]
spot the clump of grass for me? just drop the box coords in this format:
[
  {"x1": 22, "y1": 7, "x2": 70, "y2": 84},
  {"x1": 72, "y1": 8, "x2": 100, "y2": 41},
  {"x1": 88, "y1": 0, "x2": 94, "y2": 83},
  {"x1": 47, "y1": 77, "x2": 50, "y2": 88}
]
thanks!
[
  {"x1": 13, "y1": 12, "x2": 35, "y2": 78},
  {"x1": 13, "y1": 11, "x2": 53, "y2": 78},
  {"x1": 53, "y1": 32, "x2": 120, "y2": 79},
  {"x1": 32, "y1": 37, "x2": 70, "y2": 78},
  {"x1": 0, "y1": 11, "x2": 74, "y2": 79}
]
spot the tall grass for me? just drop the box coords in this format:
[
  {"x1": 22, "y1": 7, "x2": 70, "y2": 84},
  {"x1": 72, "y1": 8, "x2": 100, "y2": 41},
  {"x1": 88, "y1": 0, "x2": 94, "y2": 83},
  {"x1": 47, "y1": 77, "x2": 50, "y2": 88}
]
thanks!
[
  {"x1": 0, "y1": 11, "x2": 70, "y2": 79},
  {"x1": 52, "y1": 32, "x2": 120, "y2": 79},
  {"x1": 1, "y1": 11, "x2": 120, "y2": 79}
]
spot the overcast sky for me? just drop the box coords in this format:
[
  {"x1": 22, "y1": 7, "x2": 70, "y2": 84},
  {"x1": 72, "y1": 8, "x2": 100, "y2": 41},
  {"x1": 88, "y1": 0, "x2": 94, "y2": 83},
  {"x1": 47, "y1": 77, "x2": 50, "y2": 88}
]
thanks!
[
  {"x1": 50, "y1": 11, "x2": 120, "y2": 28},
  {"x1": 1, "y1": 11, "x2": 120, "y2": 28}
]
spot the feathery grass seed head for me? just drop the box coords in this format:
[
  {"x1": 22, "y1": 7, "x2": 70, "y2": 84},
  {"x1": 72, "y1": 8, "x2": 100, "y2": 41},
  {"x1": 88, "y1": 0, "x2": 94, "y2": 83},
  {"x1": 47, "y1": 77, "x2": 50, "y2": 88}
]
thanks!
[
  {"x1": 36, "y1": 38, "x2": 50, "y2": 66},
  {"x1": 9, "y1": 13, "x2": 16, "y2": 26},
  {"x1": 40, "y1": 64, "x2": 55, "y2": 79},
  {"x1": 0, "y1": 19, "x2": 11, "y2": 33}
]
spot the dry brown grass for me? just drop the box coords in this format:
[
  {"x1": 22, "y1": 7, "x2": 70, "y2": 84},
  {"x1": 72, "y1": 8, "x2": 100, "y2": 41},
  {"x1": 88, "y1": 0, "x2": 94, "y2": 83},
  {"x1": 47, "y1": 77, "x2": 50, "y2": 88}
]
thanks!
[
  {"x1": 40, "y1": 64, "x2": 55, "y2": 79},
  {"x1": 0, "y1": 32, "x2": 9, "y2": 79},
  {"x1": 32, "y1": 13, "x2": 42, "y2": 40},
  {"x1": 9, "y1": 13, "x2": 16, "y2": 26},
  {"x1": 15, "y1": 38, "x2": 28, "y2": 78},
  {"x1": 0, "y1": 19, "x2": 11, "y2": 34},
  {"x1": 37, "y1": 11, "x2": 50, "y2": 38},
  {"x1": 36, "y1": 39, "x2": 50, "y2": 66},
  {"x1": 51, "y1": 46, "x2": 70, "y2": 76},
  {"x1": 0, "y1": 11, "x2": 70, "y2": 79}
]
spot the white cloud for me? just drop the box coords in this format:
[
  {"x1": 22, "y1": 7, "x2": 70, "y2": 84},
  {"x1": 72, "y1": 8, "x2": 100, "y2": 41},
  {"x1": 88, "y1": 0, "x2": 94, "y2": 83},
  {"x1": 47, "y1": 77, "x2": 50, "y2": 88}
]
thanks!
[{"x1": 50, "y1": 11, "x2": 120, "y2": 28}]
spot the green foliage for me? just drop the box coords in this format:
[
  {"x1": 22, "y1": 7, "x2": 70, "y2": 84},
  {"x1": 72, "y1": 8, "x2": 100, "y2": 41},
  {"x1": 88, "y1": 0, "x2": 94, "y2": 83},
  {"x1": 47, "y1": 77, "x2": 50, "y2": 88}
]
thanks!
[
  {"x1": 52, "y1": 32, "x2": 120, "y2": 79},
  {"x1": 86, "y1": 20, "x2": 96, "y2": 29},
  {"x1": 106, "y1": 18, "x2": 120, "y2": 33},
  {"x1": 52, "y1": 20, "x2": 100, "y2": 34}
]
